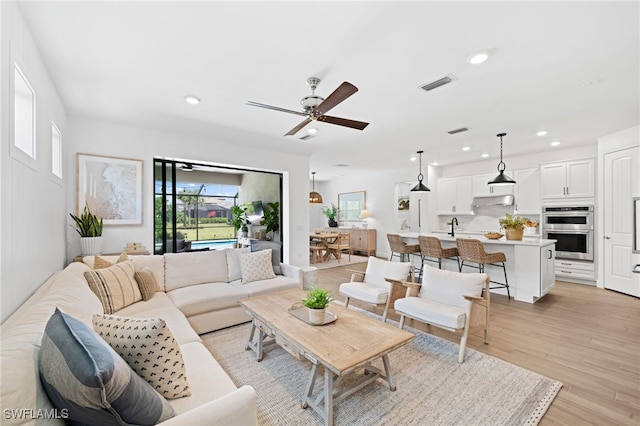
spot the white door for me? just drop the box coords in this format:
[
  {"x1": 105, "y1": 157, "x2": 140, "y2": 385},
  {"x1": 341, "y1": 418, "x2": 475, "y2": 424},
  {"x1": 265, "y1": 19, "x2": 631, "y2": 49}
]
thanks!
[{"x1": 604, "y1": 146, "x2": 640, "y2": 296}]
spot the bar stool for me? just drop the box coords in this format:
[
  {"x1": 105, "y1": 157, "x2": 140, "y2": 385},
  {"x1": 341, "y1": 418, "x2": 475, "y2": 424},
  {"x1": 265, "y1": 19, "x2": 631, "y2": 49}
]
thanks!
[
  {"x1": 417, "y1": 236, "x2": 460, "y2": 280},
  {"x1": 456, "y1": 238, "x2": 510, "y2": 299},
  {"x1": 387, "y1": 234, "x2": 421, "y2": 275}
]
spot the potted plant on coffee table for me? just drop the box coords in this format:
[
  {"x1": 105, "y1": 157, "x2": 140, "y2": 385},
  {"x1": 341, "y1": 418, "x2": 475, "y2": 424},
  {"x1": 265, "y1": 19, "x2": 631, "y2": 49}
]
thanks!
[
  {"x1": 70, "y1": 204, "x2": 104, "y2": 255},
  {"x1": 321, "y1": 203, "x2": 339, "y2": 228},
  {"x1": 499, "y1": 213, "x2": 529, "y2": 241},
  {"x1": 302, "y1": 285, "x2": 332, "y2": 325}
]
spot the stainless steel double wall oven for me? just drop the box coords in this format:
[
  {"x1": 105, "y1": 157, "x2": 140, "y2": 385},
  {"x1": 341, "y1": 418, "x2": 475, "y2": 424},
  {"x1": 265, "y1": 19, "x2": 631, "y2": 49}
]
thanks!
[{"x1": 542, "y1": 205, "x2": 594, "y2": 261}]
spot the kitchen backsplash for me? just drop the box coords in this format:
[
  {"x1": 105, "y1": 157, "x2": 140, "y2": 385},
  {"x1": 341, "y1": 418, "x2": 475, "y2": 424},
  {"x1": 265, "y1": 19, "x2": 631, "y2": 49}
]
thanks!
[{"x1": 438, "y1": 205, "x2": 540, "y2": 232}]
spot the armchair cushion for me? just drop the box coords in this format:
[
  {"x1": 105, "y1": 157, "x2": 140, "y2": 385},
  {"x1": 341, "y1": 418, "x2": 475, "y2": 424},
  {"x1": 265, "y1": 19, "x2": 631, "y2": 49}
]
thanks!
[
  {"x1": 394, "y1": 297, "x2": 466, "y2": 329},
  {"x1": 420, "y1": 266, "x2": 485, "y2": 308},
  {"x1": 363, "y1": 256, "x2": 411, "y2": 288},
  {"x1": 339, "y1": 282, "x2": 389, "y2": 304}
]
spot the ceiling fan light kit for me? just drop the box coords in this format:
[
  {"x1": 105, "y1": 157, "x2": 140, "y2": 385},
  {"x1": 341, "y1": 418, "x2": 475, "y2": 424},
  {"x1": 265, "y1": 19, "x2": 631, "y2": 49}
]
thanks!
[
  {"x1": 246, "y1": 76, "x2": 369, "y2": 136},
  {"x1": 488, "y1": 133, "x2": 517, "y2": 186},
  {"x1": 411, "y1": 150, "x2": 431, "y2": 192}
]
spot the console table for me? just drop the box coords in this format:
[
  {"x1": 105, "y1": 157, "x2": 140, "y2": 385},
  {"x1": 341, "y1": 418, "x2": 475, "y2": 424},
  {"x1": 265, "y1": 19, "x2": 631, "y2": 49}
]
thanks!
[{"x1": 339, "y1": 228, "x2": 376, "y2": 256}]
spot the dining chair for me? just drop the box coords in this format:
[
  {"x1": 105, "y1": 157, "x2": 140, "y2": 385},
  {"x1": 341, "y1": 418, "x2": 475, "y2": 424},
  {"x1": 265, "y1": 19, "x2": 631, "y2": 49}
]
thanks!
[{"x1": 327, "y1": 233, "x2": 351, "y2": 263}]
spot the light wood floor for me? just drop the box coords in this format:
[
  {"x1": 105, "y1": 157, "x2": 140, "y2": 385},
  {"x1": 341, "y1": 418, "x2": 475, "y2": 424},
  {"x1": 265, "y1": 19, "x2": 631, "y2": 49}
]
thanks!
[{"x1": 316, "y1": 263, "x2": 640, "y2": 425}]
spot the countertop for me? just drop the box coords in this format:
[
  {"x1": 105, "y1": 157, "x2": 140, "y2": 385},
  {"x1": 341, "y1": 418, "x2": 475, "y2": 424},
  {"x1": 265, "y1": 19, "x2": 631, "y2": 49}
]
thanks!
[{"x1": 400, "y1": 232, "x2": 556, "y2": 247}]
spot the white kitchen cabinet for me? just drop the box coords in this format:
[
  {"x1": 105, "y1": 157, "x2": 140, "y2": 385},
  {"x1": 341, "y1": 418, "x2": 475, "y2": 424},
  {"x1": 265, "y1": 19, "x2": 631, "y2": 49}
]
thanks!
[
  {"x1": 540, "y1": 159, "x2": 595, "y2": 199},
  {"x1": 471, "y1": 173, "x2": 514, "y2": 197},
  {"x1": 540, "y1": 245, "x2": 556, "y2": 296},
  {"x1": 513, "y1": 168, "x2": 540, "y2": 214},
  {"x1": 437, "y1": 176, "x2": 472, "y2": 214},
  {"x1": 555, "y1": 259, "x2": 596, "y2": 281}
]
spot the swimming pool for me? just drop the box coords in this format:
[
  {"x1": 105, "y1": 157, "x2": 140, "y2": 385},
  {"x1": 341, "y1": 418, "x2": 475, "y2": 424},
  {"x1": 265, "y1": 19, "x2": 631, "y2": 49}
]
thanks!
[{"x1": 190, "y1": 239, "x2": 237, "y2": 250}]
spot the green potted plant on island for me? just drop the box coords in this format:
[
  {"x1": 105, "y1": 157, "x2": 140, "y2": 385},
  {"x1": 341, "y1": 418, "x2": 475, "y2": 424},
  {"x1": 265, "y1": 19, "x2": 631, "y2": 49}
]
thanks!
[
  {"x1": 499, "y1": 213, "x2": 530, "y2": 241},
  {"x1": 302, "y1": 285, "x2": 332, "y2": 325},
  {"x1": 260, "y1": 201, "x2": 280, "y2": 241},
  {"x1": 70, "y1": 204, "x2": 104, "y2": 255},
  {"x1": 321, "y1": 203, "x2": 339, "y2": 227}
]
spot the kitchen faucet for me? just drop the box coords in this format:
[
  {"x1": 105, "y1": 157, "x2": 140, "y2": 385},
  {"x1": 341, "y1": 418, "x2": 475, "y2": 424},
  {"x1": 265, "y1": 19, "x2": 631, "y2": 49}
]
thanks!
[{"x1": 449, "y1": 217, "x2": 458, "y2": 237}]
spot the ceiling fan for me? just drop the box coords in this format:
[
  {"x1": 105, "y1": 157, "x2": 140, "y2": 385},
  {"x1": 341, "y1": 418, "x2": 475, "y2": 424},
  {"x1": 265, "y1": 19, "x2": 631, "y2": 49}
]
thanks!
[{"x1": 246, "y1": 77, "x2": 369, "y2": 136}]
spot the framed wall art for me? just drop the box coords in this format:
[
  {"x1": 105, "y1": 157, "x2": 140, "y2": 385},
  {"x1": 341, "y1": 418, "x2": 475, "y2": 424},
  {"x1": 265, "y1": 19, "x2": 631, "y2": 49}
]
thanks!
[{"x1": 77, "y1": 153, "x2": 143, "y2": 225}]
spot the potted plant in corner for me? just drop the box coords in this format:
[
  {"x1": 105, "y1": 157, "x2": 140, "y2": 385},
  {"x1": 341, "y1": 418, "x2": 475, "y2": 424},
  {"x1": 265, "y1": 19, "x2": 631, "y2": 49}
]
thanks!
[
  {"x1": 231, "y1": 205, "x2": 250, "y2": 239},
  {"x1": 260, "y1": 201, "x2": 280, "y2": 241},
  {"x1": 302, "y1": 285, "x2": 332, "y2": 325},
  {"x1": 321, "y1": 203, "x2": 339, "y2": 228},
  {"x1": 499, "y1": 213, "x2": 530, "y2": 241},
  {"x1": 70, "y1": 204, "x2": 104, "y2": 255}
]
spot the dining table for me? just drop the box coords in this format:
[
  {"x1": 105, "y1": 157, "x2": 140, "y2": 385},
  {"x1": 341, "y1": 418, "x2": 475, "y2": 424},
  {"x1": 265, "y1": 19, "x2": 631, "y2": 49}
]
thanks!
[{"x1": 309, "y1": 232, "x2": 340, "y2": 263}]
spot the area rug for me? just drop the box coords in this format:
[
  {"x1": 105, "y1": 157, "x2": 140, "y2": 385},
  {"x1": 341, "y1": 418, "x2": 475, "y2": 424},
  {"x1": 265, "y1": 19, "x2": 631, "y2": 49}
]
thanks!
[
  {"x1": 202, "y1": 316, "x2": 562, "y2": 426},
  {"x1": 311, "y1": 254, "x2": 370, "y2": 270}
]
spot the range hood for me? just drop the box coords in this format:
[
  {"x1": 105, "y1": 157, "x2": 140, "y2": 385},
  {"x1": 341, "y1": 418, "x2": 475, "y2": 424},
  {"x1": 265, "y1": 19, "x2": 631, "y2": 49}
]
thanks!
[{"x1": 471, "y1": 195, "x2": 515, "y2": 207}]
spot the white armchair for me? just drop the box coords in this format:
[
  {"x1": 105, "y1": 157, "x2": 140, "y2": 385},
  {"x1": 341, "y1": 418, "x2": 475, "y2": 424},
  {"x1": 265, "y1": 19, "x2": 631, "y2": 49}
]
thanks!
[
  {"x1": 394, "y1": 265, "x2": 490, "y2": 363},
  {"x1": 339, "y1": 256, "x2": 412, "y2": 322}
]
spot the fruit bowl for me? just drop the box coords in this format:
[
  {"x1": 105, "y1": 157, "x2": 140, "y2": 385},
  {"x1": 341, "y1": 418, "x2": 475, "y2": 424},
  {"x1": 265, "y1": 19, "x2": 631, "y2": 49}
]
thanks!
[{"x1": 484, "y1": 232, "x2": 504, "y2": 240}]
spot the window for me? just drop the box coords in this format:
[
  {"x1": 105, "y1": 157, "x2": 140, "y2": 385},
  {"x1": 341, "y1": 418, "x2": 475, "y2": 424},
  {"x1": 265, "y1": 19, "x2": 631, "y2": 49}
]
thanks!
[
  {"x1": 14, "y1": 64, "x2": 36, "y2": 159},
  {"x1": 51, "y1": 122, "x2": 62, "y2": 178}
]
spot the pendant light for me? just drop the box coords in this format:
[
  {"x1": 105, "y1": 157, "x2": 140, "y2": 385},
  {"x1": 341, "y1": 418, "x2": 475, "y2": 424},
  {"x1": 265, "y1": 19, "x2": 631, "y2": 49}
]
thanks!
[
  {"x1": 309, "y1": 171, "x2": 323, "y2": 204},
  {"x1": 488, "y1": 133, "x2": 516, "y2": 186},
  {"x1": 411, "y1": 150, "x2": 430, "y2": 191}
]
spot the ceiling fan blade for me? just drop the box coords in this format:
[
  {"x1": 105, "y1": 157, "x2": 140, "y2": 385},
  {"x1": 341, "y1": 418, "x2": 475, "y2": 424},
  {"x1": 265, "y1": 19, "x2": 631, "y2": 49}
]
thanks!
[
  {"x1": 246, "y1": 101, "x2": 307, "y2": 117},
  {"x1": 315, "y1": 82, "x2": 358, "y2": 116},
  {"x1": 317, "y1": 115, "x2": 369, "y2": 131},
  {"x1": 285, "y1": 118, "x2": 313, "y2": 136}
]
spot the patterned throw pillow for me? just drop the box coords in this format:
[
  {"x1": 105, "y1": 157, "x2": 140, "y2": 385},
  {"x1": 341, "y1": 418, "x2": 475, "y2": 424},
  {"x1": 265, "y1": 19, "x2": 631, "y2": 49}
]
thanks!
[
  {"x1": 39, "y1": 308, "x2": 176, "y2": 425},
  {"x1": 94, "y1": 252, "x2": 129, "y2": 269},
  {"x1": 134, "y1": 270, "x2": 158, "y2": 301},
  {"x1": 93, "y1": 314, "x2": 191, "y2": 399},
  {"x1": 240, "y1": 249, "x2": 276, "y2": 284},
  {"x1": 84, "y1": 260, "x2": 142, "y2": 314}
]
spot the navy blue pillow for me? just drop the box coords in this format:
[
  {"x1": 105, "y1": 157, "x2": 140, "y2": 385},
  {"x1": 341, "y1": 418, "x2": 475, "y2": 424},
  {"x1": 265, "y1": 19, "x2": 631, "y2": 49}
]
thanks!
[
  {"x1": 39, "y1": 308, "x2": 176, "y2": 425},
  {"x1": 250, "y1": 240, "x2": 283, "y2": 274}
]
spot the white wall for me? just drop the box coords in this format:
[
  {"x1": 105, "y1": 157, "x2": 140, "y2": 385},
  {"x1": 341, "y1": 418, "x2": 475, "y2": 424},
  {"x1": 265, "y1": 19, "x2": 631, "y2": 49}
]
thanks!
[
  {"x1": 1, "y1": 1, "x2": 68, "y2": 322},
  {"x1": 66, "y1": 117, "x2": 311, "y2": 266}
]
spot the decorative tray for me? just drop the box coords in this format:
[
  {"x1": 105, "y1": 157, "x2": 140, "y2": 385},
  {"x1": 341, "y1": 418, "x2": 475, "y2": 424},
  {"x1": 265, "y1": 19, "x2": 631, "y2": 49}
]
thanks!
[
  {"x1": 288, "y1": 303, "x2": 337, "y2": 326},
  {"x1": 484, "y1": 232, "x2": 503, "y2": 240}
]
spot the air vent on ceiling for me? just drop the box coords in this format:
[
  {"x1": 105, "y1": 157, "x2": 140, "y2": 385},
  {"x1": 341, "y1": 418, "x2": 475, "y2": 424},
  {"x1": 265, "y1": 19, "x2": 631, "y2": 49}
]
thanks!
[
  {"x1": 448, "y1": 127, "x2": 469, "y2": 135},
  {"x1": 420, "y1": 74, "x2": 457, "y2": 92}
]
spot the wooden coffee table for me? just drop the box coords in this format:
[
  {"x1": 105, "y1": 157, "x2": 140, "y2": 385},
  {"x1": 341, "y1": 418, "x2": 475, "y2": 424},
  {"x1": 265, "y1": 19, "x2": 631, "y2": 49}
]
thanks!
[{"x1": 239, "y1": 290, "x2": 414, "y2": 426}]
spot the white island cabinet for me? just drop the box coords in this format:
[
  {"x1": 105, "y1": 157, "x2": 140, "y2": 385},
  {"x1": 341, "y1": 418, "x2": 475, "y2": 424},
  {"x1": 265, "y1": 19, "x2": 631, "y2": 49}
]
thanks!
[{"x1": 399, "y1": 233, "x2": 556, "y2": 304}]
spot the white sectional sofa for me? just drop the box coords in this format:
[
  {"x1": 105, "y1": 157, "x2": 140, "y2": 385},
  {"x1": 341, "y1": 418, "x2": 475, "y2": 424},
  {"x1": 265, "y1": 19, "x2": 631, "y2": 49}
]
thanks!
[{"x1": 0, "y1": 247, "x2": 303, "y2": 425}]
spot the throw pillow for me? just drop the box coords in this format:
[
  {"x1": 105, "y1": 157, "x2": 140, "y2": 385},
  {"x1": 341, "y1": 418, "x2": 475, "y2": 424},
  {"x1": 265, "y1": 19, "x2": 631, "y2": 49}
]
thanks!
[
  {"x1": 39, "y1": 308, "x2": 176, "y2": 425},
  {"x1": 94, "y1": 252, "x2": 129, "y2": 269},
  {"x1": 240, "y1": 249, "x2": 276, "y2": 284},
  {"x1": 134, "y1": 269, "x2": 158, "y2": 301},
  {"x1": 84, "y1": 260, "x2": 142, "y2": 314},
  {"x1": 93, "y1": 314, "x2": 191, "y2": 399},
  {"x1": 250, "y1": 240, "x2": 283, "y2": 275}
]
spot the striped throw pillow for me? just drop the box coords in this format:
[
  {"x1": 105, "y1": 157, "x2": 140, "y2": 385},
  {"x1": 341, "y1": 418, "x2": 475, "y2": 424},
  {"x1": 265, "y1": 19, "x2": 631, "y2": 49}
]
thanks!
[{"x1": 84, "y1": 260, "x2": 141, "y2": 314}]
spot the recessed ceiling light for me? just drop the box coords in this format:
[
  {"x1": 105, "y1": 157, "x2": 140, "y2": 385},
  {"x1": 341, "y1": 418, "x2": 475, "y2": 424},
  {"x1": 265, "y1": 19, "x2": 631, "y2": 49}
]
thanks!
[
  {"x1": 334, "y1": 163, "x2": 349, "y2": 167},
  {"x1": 431, "y1": 162, "x2": 439, "y2": 166},
  {"x1": 410, "y1": 156, "x2": 417, "y2": 162},
  {"x1": 536, "y1": 130, "x2": 548, "y2": 136},
  {"x1": 307, "y1": 128, "x2": 318, "y2": 135},
  {"x1": 481, "y1": 153, "x2": 489, "y2": 158},
  {"x1": 184, "y1": 95, "x2": 201, "y2": 105},
  {"x1": 550, "y1": 141, "x2": 561, "y2": 147},
  {"x1": 462, "y1": 146, "x2": 471, "y2": 151},
  {"x1": 467, "y1": 50, "x2": 491, "y2": 65}
]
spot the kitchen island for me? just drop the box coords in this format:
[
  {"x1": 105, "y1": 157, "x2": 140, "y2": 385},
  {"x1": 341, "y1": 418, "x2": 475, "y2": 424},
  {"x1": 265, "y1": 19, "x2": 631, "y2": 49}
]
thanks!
[{"x1": 399, "y1": 232, "x2": 557, "y2": 304}]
